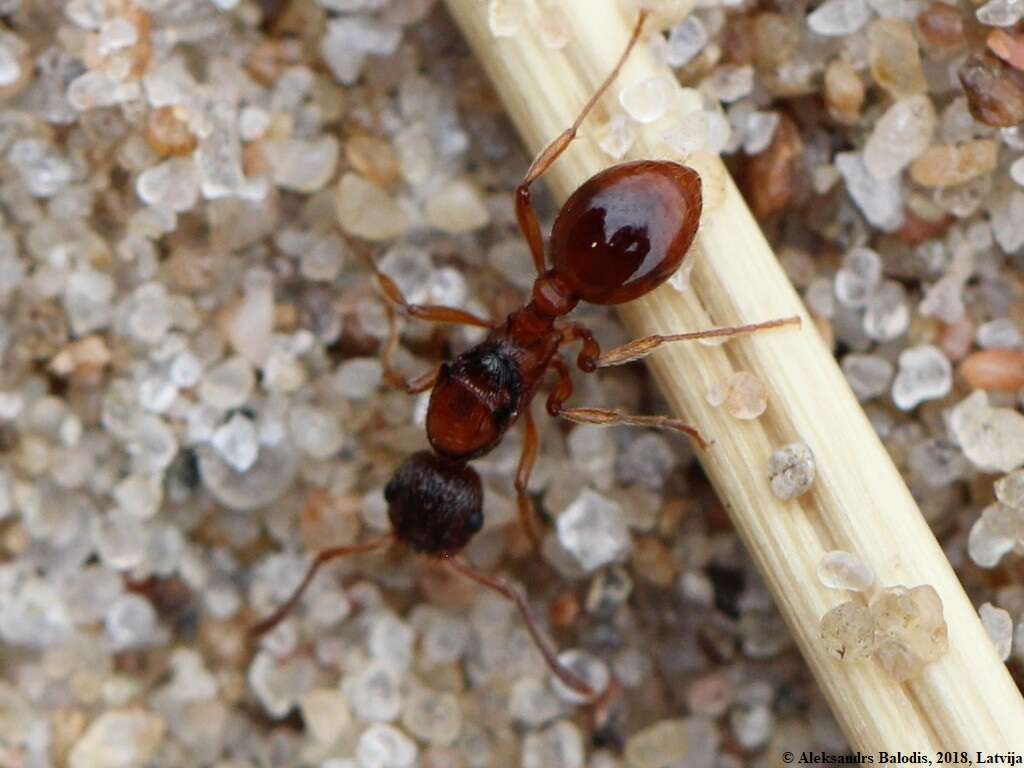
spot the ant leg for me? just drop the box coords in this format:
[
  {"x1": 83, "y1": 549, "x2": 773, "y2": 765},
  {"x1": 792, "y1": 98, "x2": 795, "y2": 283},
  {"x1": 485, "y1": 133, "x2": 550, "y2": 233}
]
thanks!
[
  {"x1": 563, "y1": 316, "x2": 802, "y2": 369},
  {"x1": 347, "y1": 234, "x2": 493, "y2": 329},
  {"x1": 249, "y1": 535, "x2": 394, "y2": 638},
  {"x1": 515, "y1": 10, "x2": 651, "y2": 275},
  {"x1": 445, "y1": 556, "x2": 595, "y2": 698},
  {"x1": 373, "y1": 269, "x2": 494, "y2": 328},
  {"x1": 547, "y1": 356, "x2": 709, "y2": 449},
  {"x1": 515, "y1": 407, "x2": 543, "y2": 549},
  {"x1": 380, "y1": 306, "x2": 441, "y2": 395}
]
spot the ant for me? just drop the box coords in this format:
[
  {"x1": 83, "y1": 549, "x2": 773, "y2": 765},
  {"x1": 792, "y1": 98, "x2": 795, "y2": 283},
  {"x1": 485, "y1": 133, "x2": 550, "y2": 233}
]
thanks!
[{"x1": 251, "y1": 9, "x2": 799, "y2": 697}]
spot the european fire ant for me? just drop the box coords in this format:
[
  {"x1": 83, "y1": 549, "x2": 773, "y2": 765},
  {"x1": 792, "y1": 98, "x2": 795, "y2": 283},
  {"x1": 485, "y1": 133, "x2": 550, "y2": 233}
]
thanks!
[{"x1": 251, "y1": 10, "x2": 799, "y2": 697}]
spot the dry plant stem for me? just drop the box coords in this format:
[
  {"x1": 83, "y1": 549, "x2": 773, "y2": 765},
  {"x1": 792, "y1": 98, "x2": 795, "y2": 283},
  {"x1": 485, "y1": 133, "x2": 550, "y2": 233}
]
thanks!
[{"x1": 443, "y1": 0, "x2": 1024, "y2": 754}]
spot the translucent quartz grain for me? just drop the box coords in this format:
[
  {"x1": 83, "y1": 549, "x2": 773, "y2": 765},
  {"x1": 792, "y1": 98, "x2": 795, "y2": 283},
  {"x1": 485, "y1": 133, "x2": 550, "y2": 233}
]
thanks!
[
  {"x1": 744, "y1": 111, "x2": 780, "y2": 155},
  {"x1": 357, "y1": 724, "x2": 418, "y2": 768},
  {"x1": 199, "y1": 356, "x2": 254, "y2": 410},
  {"x1": 113, "y1": 474, "x2": 162, "y2": 519},
  {"x1": 211, "y1": 413, "x2": 259, "y2": 473},
  {"x1": 265, "y1": 137, "x2": 339, "y2": 193},
  {"x1": 341, "y1": 660, "x2": 403, "y2": 722},
  {"x1": 996, "y1": 469, "x2": 1024, "y2": 508},
  {"x1": 968, "y1": 502, "x2": 1022, "y2": 567},
  {"x1": 624, "y1": 718, "x2": 691, "y2": 768},
  {"x1": 951, "y1": 390, "x2": 1024, "y2": 473},
  {"x1": 598, "y1": 115, "x2": 636, "y2": 160},
  {"x1": 820, "y1": 601, "x2": 875, "y2": 661},
  {"x1": 706, "y1": 371, "x2": 768, "y2": 420},
  {"x1": 808, "y1": 0, "x2": 871, "y2": 36},
  {"x1": 68, "y1": 709, "x2": 165, "y2": 768},
  {"x1": 979, "y1": 603, "x2": 1013, "y2": 660},
  {"x1": 402, "y1": 688, "x2": 462, "y2": 746},
  {"x1": 556, "y1": 489, "x2": 630, "y2": 571},
  {"x1": 335, "y1": 172, "x2": 409, "y2": 241},
  {"x1": 666, "y1": 16, "x2": 707, "y2": 68},
  {"x1": 892, "y1": 345, "x2": 952, "y2": 410},
  {"x1": 522, "y1": 721, "x2": 584, "y2": 768},
  {"x1": 509, "y1": 678, "x2": 562, "y2": 727},
  {"x1": 870, "y1": 585, "x2": 949, "y2": 682},
  {"x1": 767, "y1": 443, "x2": 816, "y2": 500},
  {"x1": 1010, "y1": 156, "x2": 1024, "y2": 186},
  {"x1": 863, "y1": 95, "x2": 936, "y2": 179},
  {"x1": 990, "y1": 188, "x2": 1024, "y2": 253},
  {"x1": 976, "y1": 0, "x2": 1024, "y2": 26},
  {"x1": 300, "y1": 689, "x2": 351, "y2": 745},
  {"x1": 0, "y1": 31, "x2": 23, "y2": 87},
  {"x1": 909, "y1": 140, "x2": 999, "y2": 188},
  {"x1": 817, "y1": 551, "x2": 875, "y2": 591},
  {"x1": 835, "y1": 152, "x2": 904, "y2": 232},
  {"x1": 868, "y1": 18, "x2": 927, "y2": 97},
  {"x1": 842, "y1": 354, "x2": 894, "y2": 401},
  {"x1": 825, "y1": 59, "x2": 865, "y2": 125},
  {"x1": 198, "y1": 442, "x2": 298, "y2": 512},
  {"x1": 424, "y1": 179, "x2": 490, "y2": 234},
  {"x1": 863, "y1": 281, "x2": 910, "y2": 341},
  {"x1": 619, "y1": 76, "x2": 674, "y2": 124},
  {"x1": 834, "y1": 247, "x2": 881, "y2": 308}
]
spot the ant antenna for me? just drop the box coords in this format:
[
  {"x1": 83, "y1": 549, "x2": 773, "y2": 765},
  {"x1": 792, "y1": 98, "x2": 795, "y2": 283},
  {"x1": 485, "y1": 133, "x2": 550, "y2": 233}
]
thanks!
[
  {"x1": 249, "y1": 535, "x2": 394, "y2": 638},
  {"x1": 446, "y1": 556, "x2": 596, "y2": 698},
  {"x1": 519, "y1": 9, "x2": 651, "y2": 191}
]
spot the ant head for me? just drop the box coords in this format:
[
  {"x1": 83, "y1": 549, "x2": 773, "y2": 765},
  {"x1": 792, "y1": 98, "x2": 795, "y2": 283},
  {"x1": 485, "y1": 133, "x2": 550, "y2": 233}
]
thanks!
[
  {"x1": 549, "y1": 160, "x2": 702, "y2": 305},
  {"x1": 385, "y1": 451, "x2": 484, "y2": 557}
]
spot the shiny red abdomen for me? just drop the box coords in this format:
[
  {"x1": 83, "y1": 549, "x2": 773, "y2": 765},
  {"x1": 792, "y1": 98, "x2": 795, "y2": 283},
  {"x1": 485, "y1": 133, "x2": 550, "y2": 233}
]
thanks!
[{"x1": 549, "y1": 161, "x2": 702, "y2": 305}]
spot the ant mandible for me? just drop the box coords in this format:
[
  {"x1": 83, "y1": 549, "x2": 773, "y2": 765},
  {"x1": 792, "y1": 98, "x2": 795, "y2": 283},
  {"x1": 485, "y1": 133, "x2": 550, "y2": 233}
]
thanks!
[{"x1": 251, "y1": 9, "x2": 799, "y2": 697}]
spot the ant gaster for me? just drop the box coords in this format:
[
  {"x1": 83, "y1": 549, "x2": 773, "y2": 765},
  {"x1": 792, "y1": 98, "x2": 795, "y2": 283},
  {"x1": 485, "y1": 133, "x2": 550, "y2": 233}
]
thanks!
[{"x1": 251, "y1": 10, "x2": 800, "y2": 696}]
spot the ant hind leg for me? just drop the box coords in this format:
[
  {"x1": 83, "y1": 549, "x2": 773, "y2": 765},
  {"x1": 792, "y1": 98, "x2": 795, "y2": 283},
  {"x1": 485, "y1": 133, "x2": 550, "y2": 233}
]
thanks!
[
  {"x1": 249, "y1": 535, "x2": 394, "y2": 639},
  {"x1": 445, "y1": 556, "x2": 595, "y2": 698},
  {"x1": 515, "y1": 9, "x2": 651, "y2": 275},
  {"x1": 589, "y1": 316, "x2": 802, "y2": 368}
]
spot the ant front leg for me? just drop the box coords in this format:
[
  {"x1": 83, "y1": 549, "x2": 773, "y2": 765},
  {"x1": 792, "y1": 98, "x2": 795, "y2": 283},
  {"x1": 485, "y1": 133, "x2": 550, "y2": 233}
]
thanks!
[
  {"x1": 346, "y1": 233, "x2": 493, "y2": 329},
  {"x1": 379, "y1": 306, "x2": 441, "y2": 395},
  {"x1": 546, "y1": 356, "x2": 709, "y2": 450},
  {"x1": 580, "y1": 317, "x2": 803, "y2": 368},
  {"x1": 372, "y1": 268, "x2": 494, "y2": 329},
  {"x1": 515, "y1": 10, "x2": 651, "y2": 275}
]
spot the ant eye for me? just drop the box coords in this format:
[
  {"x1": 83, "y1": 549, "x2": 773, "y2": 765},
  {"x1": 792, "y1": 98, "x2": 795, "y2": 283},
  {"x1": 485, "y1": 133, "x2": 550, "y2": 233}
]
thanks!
[{"x1": 466, "y1": 509, "x2": 484, "y2": 534}]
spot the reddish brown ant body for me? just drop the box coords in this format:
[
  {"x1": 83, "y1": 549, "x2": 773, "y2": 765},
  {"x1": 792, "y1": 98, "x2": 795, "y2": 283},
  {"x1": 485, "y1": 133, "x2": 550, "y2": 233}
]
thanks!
[{"x1": 251, "y1": 10, "x2": 798, "y2": 697}]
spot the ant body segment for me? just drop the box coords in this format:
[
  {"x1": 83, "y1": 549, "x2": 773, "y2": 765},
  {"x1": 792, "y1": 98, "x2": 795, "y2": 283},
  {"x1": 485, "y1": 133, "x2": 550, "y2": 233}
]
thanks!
[{"x1": 251, "y1": 10, "x2": 799, "y2": 697}]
